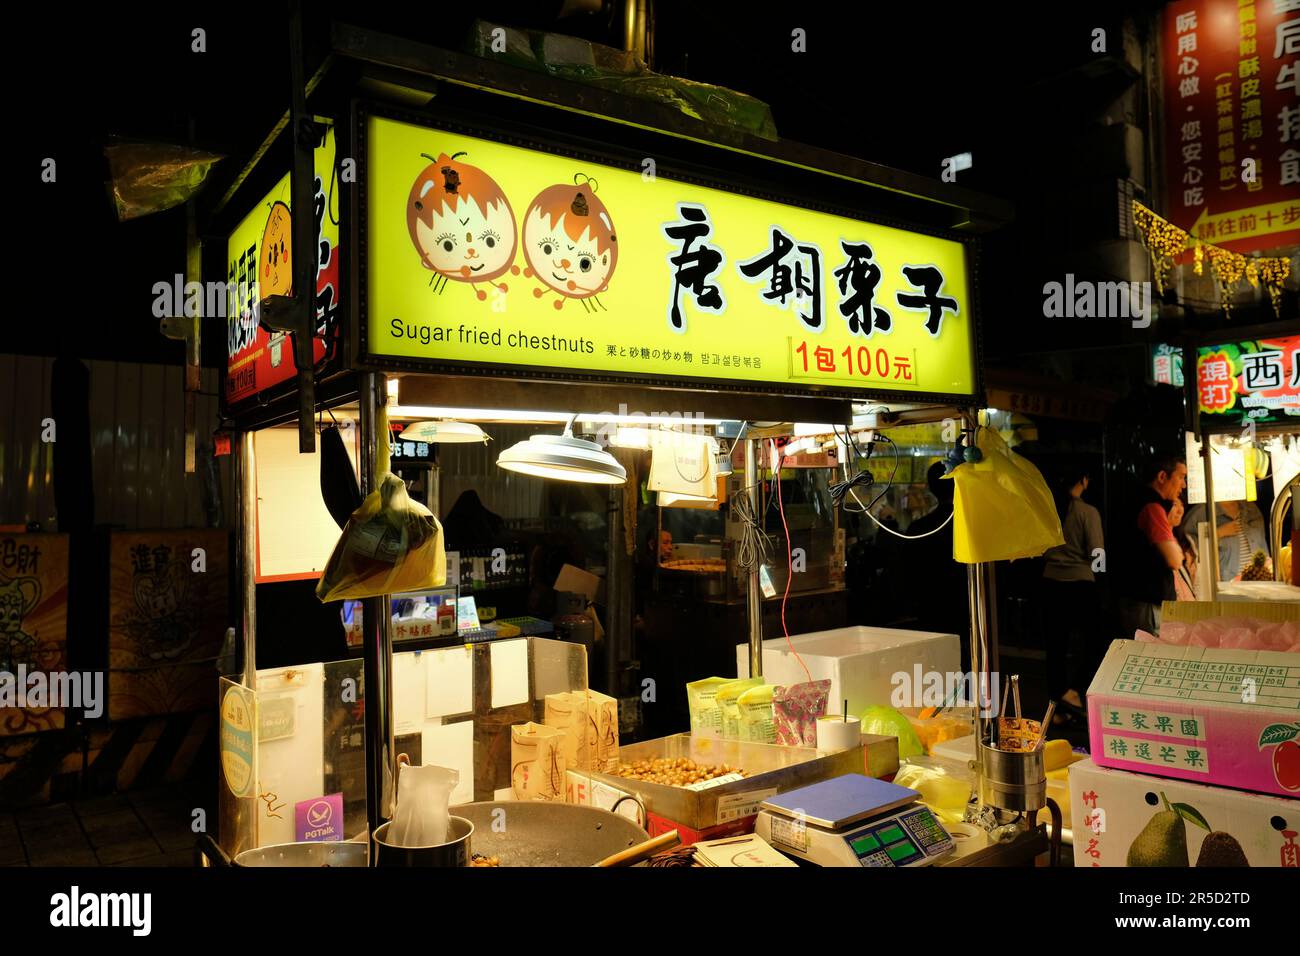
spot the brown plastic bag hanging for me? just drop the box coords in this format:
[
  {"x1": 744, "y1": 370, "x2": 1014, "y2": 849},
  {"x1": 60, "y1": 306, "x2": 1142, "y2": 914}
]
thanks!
[{"x1": 315, "y1": 472, "x2": 447, "y2": 602}]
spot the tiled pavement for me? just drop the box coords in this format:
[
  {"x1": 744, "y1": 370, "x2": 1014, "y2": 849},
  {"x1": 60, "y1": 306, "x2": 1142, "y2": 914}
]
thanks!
[{"x1": 1, "y1": 787, "x2": 205, "y2": 867}]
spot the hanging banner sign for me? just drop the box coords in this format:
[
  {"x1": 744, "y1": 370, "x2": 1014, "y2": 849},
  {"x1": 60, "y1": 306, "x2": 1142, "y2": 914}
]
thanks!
[
  {"x1": 1196, "y1": 333, "x2": 1300, "y2": 427},
  {"x1": 224, "y1": 124, "x2": 340, "y2": 405},
  {"x1": 360, "y1": 111, "x2": 977, "y2": 401},
  {"x1": 1161, "y1": 0, "x2": 1300, "y2": 252}
]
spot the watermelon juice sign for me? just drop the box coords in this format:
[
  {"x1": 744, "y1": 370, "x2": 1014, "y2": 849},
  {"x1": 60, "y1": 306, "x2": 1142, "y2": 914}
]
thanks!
[
  {"x1": 1197, "y1": 333, "x2": 1300, "y2": 425},
  {"x1": 360, "y1": 112, "x2": 977, "y2": 402},
  {"x1": 225, "y1": 124, "x2": 340, "y2": 404}
]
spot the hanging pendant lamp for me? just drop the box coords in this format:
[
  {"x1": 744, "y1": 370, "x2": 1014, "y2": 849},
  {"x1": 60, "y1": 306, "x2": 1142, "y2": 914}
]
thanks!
[
  {"x1": 496, "y1": 418, "x2": 626, "y2": 484},
  {"x1": 399, "y1": 420, "x2": 490, "y2": 444}
]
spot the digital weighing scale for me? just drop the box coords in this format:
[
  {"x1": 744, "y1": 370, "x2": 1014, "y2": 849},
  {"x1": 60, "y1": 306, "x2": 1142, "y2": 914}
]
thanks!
[{"x1": 755, "y1": 774, "x2": 955, "y2": 867}]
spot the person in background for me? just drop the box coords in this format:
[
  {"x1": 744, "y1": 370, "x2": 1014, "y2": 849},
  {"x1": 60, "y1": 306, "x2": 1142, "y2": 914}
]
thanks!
[
  {"x1": 1163, "y1": 497, "x2": 1197, "y2": 602},
  {"x1": 1181, "y1": 498, "x2": 1268, "y2": 581},
  {"x1": 1115, "y1": 455, "x2": 1186, "y2": 638},
  {"x1": 1041, "y1": 467, "x2": 1104, "y2": 727}
]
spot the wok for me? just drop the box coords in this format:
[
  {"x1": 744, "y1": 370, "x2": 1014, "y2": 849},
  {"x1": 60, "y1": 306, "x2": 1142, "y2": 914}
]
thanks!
[
  {"x1": 455, "y1": 800, "x2": 649, "y2": 867},
  {"x1": 197, "y1": 834, "x2": 369, "y2": 867}
]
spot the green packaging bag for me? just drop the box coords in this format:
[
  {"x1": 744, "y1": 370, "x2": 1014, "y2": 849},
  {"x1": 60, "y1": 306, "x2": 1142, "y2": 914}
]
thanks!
[
  {"x1": 716, "y1": 678, "x2": 763, "y2": 740},
  {"x1": 686, "y1": 677, "x2": 732, "y2": 739}
]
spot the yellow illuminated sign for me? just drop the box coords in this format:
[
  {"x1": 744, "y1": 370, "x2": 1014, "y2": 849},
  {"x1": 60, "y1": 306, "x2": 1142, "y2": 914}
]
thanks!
[
  {"x1": 225, "y1": 125, "x2": 338, "y2": 404},
  {"x1": 364, "y1": 114, "x2": 975, "y2": 397}
]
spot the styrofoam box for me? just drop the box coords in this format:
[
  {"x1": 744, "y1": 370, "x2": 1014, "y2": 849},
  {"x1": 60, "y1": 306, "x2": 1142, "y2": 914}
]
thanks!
[
  {"x1": 736, "y1": 626, "x2": 961, "y2": 715},
  {"x1": 1068, "y1": 757, "x2": 1299, "y2": 867}
]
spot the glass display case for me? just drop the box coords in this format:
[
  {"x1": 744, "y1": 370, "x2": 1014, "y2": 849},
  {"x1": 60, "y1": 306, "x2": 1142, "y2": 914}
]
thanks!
[{"x1": 218, "y1": 637, "x2": 589, "y2": 856}]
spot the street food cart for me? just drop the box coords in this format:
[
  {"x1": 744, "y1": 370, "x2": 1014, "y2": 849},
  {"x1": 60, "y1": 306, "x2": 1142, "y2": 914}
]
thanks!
[{"x1": 204, "y1": 19, "x2": 1054, "y2": 867}]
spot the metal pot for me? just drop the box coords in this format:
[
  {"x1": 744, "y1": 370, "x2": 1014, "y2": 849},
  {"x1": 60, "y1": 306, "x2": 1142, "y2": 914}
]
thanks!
[
  {"x1": 196, "y1": 834, "x2": 369, "y2": 867},
  {"x1": 373, "y1": 816, "x2": 473, "y2": 867}
]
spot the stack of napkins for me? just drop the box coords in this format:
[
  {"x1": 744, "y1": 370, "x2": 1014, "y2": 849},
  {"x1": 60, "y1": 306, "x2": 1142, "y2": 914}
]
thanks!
[{"x1": 692, "y1": 833, "x2": 796, "y2": 867}]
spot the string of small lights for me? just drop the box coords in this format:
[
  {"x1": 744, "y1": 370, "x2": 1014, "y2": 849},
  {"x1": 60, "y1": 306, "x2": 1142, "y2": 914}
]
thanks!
[{"x1": 1132, "y1": 200, "x2": 1291, "y2": 317}]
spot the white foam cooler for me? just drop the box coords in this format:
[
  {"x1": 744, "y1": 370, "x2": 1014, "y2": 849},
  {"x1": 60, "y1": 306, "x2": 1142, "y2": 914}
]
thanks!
[{"x1": 735, "y1": 626, "x2": 961, "y2": 714}]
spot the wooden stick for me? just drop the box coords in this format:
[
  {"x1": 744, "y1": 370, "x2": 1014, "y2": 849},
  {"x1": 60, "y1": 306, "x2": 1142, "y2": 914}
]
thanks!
[
  {"x1": 594, "y1": 830, "x2": 681, "y2": 868},
  {"x1": 1035, "y1": 702, "x2": 1056, "y2": 750}
]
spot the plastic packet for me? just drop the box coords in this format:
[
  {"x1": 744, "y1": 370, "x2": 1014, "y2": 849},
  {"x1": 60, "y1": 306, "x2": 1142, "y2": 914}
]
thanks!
[
  {"x1": 894, "y1": 756, "x2": 973, "y2": 825},
  {"x1": 949, "y1": 426, "x2": 1063, "y2": 564},
  {"x1": 316, "y1": 473, "x2": 446, "y2": 602},
  {"x1": 105, "y1": 142, "x2": 224, "y2": 221},
  {"x1": 387, "y1": 764, "x2": 458, "y2": 847},
  {"x1": 686, "y1": 677, "x2": 731, "y2": 738},
  {"x1": 902, "y1": 708, "x2": 973, "y2": 754},
  {"x1": 772, "y1": 679, "x2": 831, "y2": 747},
  {"x1": 736, "y1": 684, "x2": 776, "y2": 743},
  {"x1": 860, "y1": 704, "x2": 924, "y2": 759},
  {"x1": 716, "y1": 678, "x2": 762, "y2": 739}
]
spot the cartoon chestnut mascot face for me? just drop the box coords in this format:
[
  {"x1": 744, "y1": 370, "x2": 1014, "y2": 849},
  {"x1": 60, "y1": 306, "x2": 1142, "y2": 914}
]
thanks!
[
  {"x1": 407, "y1": 152, "x2": 517, "y2": 299},
  {"x1": 521, "y1": 176, "x2": 617, "y2": 311},
  {"x1": 260, "y1": 201, "x2": 294, "y2": 298}
]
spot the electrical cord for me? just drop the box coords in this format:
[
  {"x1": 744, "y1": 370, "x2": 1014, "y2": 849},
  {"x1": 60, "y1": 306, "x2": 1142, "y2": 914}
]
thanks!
[
  {"x1": 835, "y1": 428, "x2": 898, "y2": 515},
  {"x1": 731, "y1": 487, "x2": 773, "y2": 573},
  {"x1": 836, "y1": 428, "x2": 951, "y2": 538},
  {"x1": 866, "y1": 504, "x2": 955, "y2": 539},
  {"x1": 772, "y1": 440, "x2": 812, "y2": 685},
  {"x1": 831, "y1": 424, "x2": 875, "y2": 511}
]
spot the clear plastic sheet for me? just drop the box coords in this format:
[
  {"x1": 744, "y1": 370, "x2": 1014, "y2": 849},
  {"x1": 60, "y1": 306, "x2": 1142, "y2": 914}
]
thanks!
[
  {"x1": 104, "y1": 142, "x2": 223, "y2": 221},
  {"x1": 466, "y1": 20, "x2": 778, "y2": 140}
]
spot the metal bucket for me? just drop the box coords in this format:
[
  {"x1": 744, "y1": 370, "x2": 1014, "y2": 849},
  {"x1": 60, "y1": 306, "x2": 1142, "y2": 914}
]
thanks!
[
  {"x1": 372, "y1": 816, "x2": 473, "y2": 867},
  {"x1": 978, "y1": 742, "x2": 1047, "y2": 813}
]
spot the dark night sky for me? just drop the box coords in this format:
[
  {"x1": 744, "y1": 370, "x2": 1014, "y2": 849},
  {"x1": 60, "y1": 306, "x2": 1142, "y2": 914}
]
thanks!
[{"x1": 17, "y1": 1, "x2": 1156, "y2": 366}]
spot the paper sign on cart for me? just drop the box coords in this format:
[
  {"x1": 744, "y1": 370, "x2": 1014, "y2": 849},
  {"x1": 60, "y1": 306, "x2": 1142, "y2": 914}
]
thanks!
[
  {"x1": 565, "y1": 771, "x2": 640, "y2": 823},
  {"x1": 684, "y1": 772, "x2": 744, "y2": 792},
  {"x1": 715, "y1": 787, "x2": 778, "y2": 825}
]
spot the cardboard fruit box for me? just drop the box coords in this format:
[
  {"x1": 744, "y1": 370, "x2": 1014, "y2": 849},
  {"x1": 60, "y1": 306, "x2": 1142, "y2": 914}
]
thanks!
[
  {"x1": 1087, "y1": 639, "x2": 1300, "y2": 798},
  {"x1": 1068, "y1": 758, "x2": 1298, "y2": 868}
]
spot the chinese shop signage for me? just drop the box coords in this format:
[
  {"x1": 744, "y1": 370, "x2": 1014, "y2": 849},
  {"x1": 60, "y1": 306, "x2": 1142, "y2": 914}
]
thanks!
[
  {"x1": 1152, "y1": 343, "x2": 1185, "y2": 387},
  {"x1": 0, "y1": 534, "x2": 69, "y2": 737},
  {"x1": 362, "y1": 114, "x2": 976, "y2": 400},
  {"x1": 1162, "y1": 0, "x2": 1300, "y2": 253},
  {"x1": 224, "y1": 124, "x2": 340, "y2": 405},
  {"x1": 1196, "y1": 333, "x2": 1300, "y2": 424}
]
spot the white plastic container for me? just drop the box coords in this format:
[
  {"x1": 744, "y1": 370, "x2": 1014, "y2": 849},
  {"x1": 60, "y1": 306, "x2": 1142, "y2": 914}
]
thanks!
[{"x1": 735, "y1": 626, "x2": 960, "y2": 716}]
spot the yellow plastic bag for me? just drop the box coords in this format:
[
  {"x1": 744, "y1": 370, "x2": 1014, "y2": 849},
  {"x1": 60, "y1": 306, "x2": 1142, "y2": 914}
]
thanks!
[
  {"x1": 315, "y1": 473, "x2": 446, "y2": 602},
  {"x1": 948, "y1": 427, "x2": 1063, "y2": 564}
]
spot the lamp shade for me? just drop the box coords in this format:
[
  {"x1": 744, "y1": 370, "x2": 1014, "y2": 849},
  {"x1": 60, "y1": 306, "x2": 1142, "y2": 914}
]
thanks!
[
  {"x1": 399, "y1": 420, "x2": 489, "y2": 444},
  {"x1": 497, "y1": 433, "x2": 627, "y2": 484}
]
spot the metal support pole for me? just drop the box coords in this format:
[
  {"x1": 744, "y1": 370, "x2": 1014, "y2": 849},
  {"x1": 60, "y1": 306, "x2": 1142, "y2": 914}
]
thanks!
[
  {"x1": 968, "y1": 561, "x2": 989, "y2": 787},
  {"x1": 1202, "y1": 432, "x2": 1219, "y2": 600},
  {"x1": 745, "y1": 438, "x2": 763, "y2": 679},
  {"x1": 238, "y1": 431, "x2": 258, "y2": 690},
  {"x1": 606, "y1": 481, "x2": 631, "y2": 699},
  {"x1": 360, "y1": 372, "x2": 395, "y2": 838}
]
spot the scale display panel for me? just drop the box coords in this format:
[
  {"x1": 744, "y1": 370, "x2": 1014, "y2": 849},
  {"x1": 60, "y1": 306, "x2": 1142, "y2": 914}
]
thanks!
[{"x1": 846, "y1": 806, "x2": 951, "y2": 867}]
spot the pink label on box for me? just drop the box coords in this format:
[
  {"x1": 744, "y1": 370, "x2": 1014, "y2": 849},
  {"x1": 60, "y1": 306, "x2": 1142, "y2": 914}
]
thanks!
[
  {"x1": 1089, "y1": 646, "x2": 1300, "y2": 798},
  {"x1": 1090, "y1": 697, "x2": 1300, "y2": 798}
]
